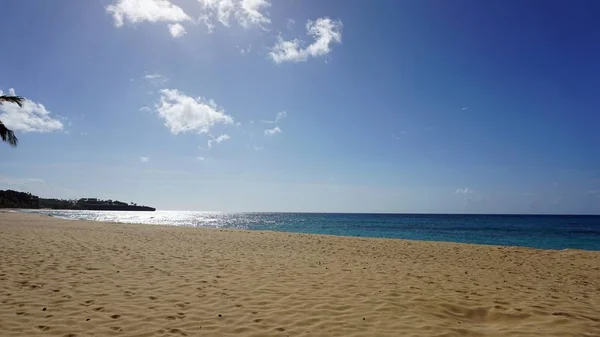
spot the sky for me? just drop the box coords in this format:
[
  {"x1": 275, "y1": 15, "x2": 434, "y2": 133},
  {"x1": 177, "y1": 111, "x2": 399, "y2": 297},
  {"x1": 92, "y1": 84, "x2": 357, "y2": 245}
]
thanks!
[{"x1": 1, "y1": 0, "x2": 599, "y2": 214}]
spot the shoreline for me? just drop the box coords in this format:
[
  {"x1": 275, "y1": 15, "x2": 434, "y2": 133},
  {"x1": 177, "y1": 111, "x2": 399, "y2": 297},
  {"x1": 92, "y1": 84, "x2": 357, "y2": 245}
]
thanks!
[
  {"x1": 1, "y1": 212, "x2": 599, "y2": 336},
  {"x1": 16, "y1": 209, "x2": 600, "y2": 252},
  {"x1": 14, "y1": 207, "x2": 600, "y2": 216}
]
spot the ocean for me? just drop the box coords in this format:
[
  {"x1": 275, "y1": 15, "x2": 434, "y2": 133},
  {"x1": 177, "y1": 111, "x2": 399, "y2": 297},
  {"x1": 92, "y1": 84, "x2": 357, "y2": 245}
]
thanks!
[{"x1": 22, "y1": 210, "x2": 600, "y2": 251}]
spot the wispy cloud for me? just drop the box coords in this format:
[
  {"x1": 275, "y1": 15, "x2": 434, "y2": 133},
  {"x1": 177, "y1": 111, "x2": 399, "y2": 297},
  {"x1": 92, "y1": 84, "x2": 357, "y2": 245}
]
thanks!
[
  {"x1": 143, "y1": 73, "x2": 168, "y2": 87},
  {"x1": 588, "y1": 190, "x2": 600, "y2": 195},
  {"x1": 197, "y1": 0, "x2": 271, "y2": 31},
  {"x1": 0, "y1": 88, "x2": 64, "y2": 133},
  {"x1": 252, "y1": 145, "x2": 264, "y2": 151},
  {"x1": 155, "y1": 89, "x2": 234, "y2": 135},
  {"x1": 392, "y1": 132, "x2": 406, "y2": 140},
  {"x1": 168, "y1": 23, "x2": 186, "y2": 38},
  {"x1": 261, "y1": 111, "x2": 286, "y2": 124},
  {"x1": 270, "y1": 17, "x2": 343, "y2": 63},
  {"x1": 261, "y1": 111, "x2": 286, "y2": 136},
  {"x1": 198, "y1": 14, "x2": 215, "y2": 33},
  {"x1": 455, "y1": 187, "x2": 474, "y2": 195},
  {"x1": 462, "y1": 107, "x2": 468, "y2": 111},
  {"x1": 264, "y1": 126, "x2": 281, "y2": 136},
  {"x1": 197, "y1": 156, "x2": 205, "y2": 161},
  {"x1": 286, "y1": 18, "x2": 295, "y2": 29},
  {"x1": 207, "y1": 134, "x2": 231, "y2": 148},
  {"x1": 106, "y1": 0, "x2": 191, "y2": 37},
  {"x1": 140, "y1": 156, "x2": 150, "y2": 163},
  {"x1": 238, "y1": 44, "x2": 252, "y2": 55}
]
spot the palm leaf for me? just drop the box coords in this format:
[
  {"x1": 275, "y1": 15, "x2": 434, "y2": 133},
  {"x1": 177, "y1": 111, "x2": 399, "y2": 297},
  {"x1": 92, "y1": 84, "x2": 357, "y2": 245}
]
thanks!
[
  {"x1": 0, "y1": 121, "x2": 18, "y2": 147},
  {"x1": 0, "y1": 95, "x2": 24, "y2": 147},
  {"x1": 0, "y1": 95, "x2": 25, "y2": 107}
]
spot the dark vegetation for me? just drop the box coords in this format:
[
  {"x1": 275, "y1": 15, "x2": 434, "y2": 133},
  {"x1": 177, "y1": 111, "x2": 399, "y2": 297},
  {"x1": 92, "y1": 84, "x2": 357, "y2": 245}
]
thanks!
[{"x1": 0, "y1": 190, "x2": 155, "y2": 211}]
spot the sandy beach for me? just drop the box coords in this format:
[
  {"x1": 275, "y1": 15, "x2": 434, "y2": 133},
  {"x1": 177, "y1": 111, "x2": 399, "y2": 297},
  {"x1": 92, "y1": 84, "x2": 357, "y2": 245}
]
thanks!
[{"x1": 0, "y1": 212, "x2": 599, "y2": 336}]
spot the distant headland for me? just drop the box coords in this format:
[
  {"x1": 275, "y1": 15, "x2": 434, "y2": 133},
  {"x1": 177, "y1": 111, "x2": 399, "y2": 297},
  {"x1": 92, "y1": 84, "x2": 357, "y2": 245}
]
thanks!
[{"x1": 0, "y1": 190, "x2": 156, "y2": 211}]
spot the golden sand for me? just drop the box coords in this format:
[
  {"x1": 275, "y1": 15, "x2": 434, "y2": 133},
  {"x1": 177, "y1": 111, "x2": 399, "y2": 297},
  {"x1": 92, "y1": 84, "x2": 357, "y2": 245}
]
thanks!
[{"x1": 0, "y1": 212, "x2": 599, "y2": 336}]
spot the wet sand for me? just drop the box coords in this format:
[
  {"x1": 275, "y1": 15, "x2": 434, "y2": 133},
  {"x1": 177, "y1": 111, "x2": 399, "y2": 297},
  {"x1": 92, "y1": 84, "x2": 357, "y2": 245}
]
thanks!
[{"x1": 1, "y1": 212, "x2": 599, "y2": 336}]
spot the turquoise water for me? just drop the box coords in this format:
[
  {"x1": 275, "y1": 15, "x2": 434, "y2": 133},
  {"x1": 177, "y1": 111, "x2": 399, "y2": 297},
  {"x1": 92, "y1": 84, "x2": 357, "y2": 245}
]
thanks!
[{"x1": 23, "y1": 210, "x2": 600, "y2": 251}]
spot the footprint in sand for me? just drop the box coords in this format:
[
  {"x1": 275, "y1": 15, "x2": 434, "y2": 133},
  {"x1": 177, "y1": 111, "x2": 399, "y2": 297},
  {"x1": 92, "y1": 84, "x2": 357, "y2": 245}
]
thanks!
[
  {"x1": 37, "y1": 325, "x2": 50, "y2": 331},
  {"x1": 168, "y1": 328, "x2": 188, "y2": 336},
  {"x1": 110, "y1": 314, "x2": 121, "y2": 319}
]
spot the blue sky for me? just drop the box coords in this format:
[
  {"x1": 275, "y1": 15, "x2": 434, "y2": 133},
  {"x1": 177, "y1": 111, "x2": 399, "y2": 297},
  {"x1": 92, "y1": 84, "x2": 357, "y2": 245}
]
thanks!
[{"x1": 1, "y1": 0, "x2": 599, "y2": 214}]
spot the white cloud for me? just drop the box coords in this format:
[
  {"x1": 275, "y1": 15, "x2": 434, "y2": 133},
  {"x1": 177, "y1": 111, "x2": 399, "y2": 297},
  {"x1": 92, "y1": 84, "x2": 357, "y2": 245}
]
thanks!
[
  {"x1": 462, "y1": 107, "x2": 468, "y2": 111},
  {"x1": 207, "y1": 133, "x2": 230, "y2": 148},
  {"x1": 140, "y1": 156, "x2": 150, "y2": 163},
  {"x1": 238, "y1": 0, "x2": 271, "y2": 27},
  {"x1": 106, "y1": 0, "x2": 191, "y2": 28},
  {"x1": 197, "y1": 0, "x2": 270, "y2": 31},
  {"x1": 198, "y1": 0, "x2": 233, "y2": 27},
  {"x1": 143, "y1": 73, "x2": 168, "y2": 87},
  {"x1": 392, "y1": 132, "x2": 407, "y2": 140},
  {"x1": 238, "y1": 44, "x2": 252, "y2": 55},
  {"x1": 270, "y1": 17, "x2": 342, "y2": 63},
  {"x1": 455, "y1": 187, "x2": 474, "y2": 195},
  {"x1": 261, "y1": 111, "x2": 286, "y2": 124},
  {"x1": 197, "y1": 156, "x2": 206, "y2": 161},
  {"x1": 252, "y1": 145, "x2": 264, "y2": 151},
  {"x1": 58, "y1": 115, "x2": 72, "y2": 127},
  {"x1": 264, "y1": 126, "x2": 281, "y2": 136},
  {"x1": 0, "y1": 88, "x2": 64, "y2": 133},
  {"x1": 156, "y1": 89, "x2": 234, "y2": 135},
  {"x1": 261, "y1": 111, "x2": 285, "y2": 137},
  {"x1": 198, "y1": 14, "x2": 216, "y2": 33},
  {"x1": 168, "y1": 23, "x2": 187, "y2": 38},
  {"x1": 287, "y1": 18, "x2": 295, "y2": 29}
]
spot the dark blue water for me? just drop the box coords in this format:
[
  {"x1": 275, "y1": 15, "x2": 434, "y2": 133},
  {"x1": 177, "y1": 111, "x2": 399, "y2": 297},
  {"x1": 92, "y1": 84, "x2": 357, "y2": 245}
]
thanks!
[
  {"x1": 239, "y1": 213, "x2": 600, "y2": 251},
  {"x1": 27, "y1": 210, "x2": 600, "y2": 251}
]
